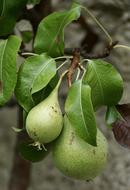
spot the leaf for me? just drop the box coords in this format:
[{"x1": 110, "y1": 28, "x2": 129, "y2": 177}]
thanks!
[
  {"x1": 116, "y1": 104, "x2": 130, "y2": 123},
  {"x1": 19, "y1": 141, "x2": 51, "y2": 162},
  {"x1": 21, "y1": 31, "x2": 33, "y2": 43},
  {"x1": 15, "y1": 53, "x2": 56, "y2": 112},
  {"x1": 0, "y1": 35, "x2": 21, "y2": 106},
  {"x1": 12, "y1": 126, "x2": 24, "y2": 133},
  {"x1": 28, "y1": 0, "x2": 41, "y2": 5},
  {"x1": 34, "y1": 2, "x2": 81, "y2": 57},
  {"x1": 105, "y1": 106, "x2": 121, "y2": 128},
  {"x1": 106, "y1": 104, "x2": 130, "y2": 149},
  {"x1": 0, "y1": 0, "x2": 28, "y2": 36},
  {"x1": 83, "y1": 59, "x2": 123, "y2": 110},
  {"x1": 65, "y1": 80, "x2": 97, "y2": 146},
  {"x1": 32, "y1": 74, "x2": 59, "y2": 105}
]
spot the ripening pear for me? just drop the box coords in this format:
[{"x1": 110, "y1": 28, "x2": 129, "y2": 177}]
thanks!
[
  {"x1": 26, "y1": 82, "x2": 63, "y2": 145},
  {"x1": 53, "y1": 115, "x2": 108, "y2": 180}
]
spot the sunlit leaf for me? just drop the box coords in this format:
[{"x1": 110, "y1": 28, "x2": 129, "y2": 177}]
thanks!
[
  {"x1": 0, "y1": 35, "x2": 21, "y2": 106},
  {"x1": 83, "y1": 59, "x2": 123, "y2": 110},
  {"x1": 105, "y1": 106, "x2": 121, "y2": 128},
  {"x1": 65, "y1": 80, "x2": 97, "y2": 146},
  {"x1": 0, "y1": 0, "x2": 28, "y2": 36},
  {"x1": 15, "y1": 53, "x2": 56, "y2": 112},
  {"x1": 34, "y1": 2, "x2": 81, "y2": 57}
]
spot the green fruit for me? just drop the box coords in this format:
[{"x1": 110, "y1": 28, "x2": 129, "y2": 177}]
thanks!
[
  {"x1": 26, "y1": 84, "x2": 63, "y2": 145},
  {"x1": 53, "y1": 116, "x2": 108, "y2": 180}
]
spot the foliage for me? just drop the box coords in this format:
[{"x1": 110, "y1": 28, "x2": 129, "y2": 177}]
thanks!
[
  {"x1": 34, "y1": 2, "x2": 81, "y2": 57},
  {"x1": 0, "y1": 0, "x2": 129, "y2": 178}
]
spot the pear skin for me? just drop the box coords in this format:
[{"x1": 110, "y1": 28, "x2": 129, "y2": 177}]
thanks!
[
  {"x1": 53, "y1": 115, "x2": 108, "y2": 180},
  {"x1": 26, "y1": 87, "x2": 63, "y2": 144}
]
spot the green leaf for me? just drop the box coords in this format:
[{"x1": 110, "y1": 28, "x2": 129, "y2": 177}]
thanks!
[
  {"x1": 32, "y1": 74, "x2": 59, "y2": 105},
  {"x1": 83, "y1": 59, "x2": 123, "y2": 110},
  {"x1": 19, "y1": 141, "x2": 51, "y2": 162},
  {"x1": 21, "y1": 31, "x2": 33, "y2": 43},
  {"x1": 0, "y1": 35, "x2": 21, "y2": 106},
  {"x1": 65, "y1": 80, "x2": 97, "y2": 146},
  {"x1": 15, "y1": 53, "x2": 56, "y2": 112},
  {"x1": 34, "y1": 2, "x2": 81, "y2": 57},
  {"x1": 105, "y1": 106, "x2": 123, "y2": 128},
  {"x1": 12, "y1": 126, "x2": 24, "y2": 133},
  {"x1": 0, "y1": 0, "x2": 28, "y2": 36},
  {"x1": 28, "y1": 0, "x2": 41, "y2": 5}
]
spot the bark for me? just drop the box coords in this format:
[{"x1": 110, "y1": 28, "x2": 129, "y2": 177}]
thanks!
[{"x1": 8, "y1": 107, "x2": 31, "y2": 190}]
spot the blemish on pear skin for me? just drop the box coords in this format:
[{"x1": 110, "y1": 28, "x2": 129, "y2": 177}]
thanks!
[
  {"x1": 69, "y1": 132, "x2": 75, "y2": 145},
  {"x1": 54, "y1": 109, "x2": 58, "y2": 113},
  {"x1": 33, "y1": 131, "x2": 38, "y2": 138},
  {"x1": 51, "y1": 106, "x2": 58, "y2": 113},
  {"x1": 93, "y1": 149, "x2": 95, "y2": 155}
]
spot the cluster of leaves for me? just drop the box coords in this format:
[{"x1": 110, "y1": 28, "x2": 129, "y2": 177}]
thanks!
[{"x1": 0, "y1": 1, "x2": 129, "y2": 162}]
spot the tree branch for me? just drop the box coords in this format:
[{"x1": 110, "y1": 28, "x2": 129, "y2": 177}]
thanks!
[
  {"x1": 67, "y1": 48, "x2": 80, "y2": 87},
  {"x1": 8, "y1": 107, "x2": 31, "y2": 190}
]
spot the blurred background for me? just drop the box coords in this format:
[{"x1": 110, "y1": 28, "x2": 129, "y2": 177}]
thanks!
[{"x1": 0, "y1": 0, "x2": 130, "y2": 190}]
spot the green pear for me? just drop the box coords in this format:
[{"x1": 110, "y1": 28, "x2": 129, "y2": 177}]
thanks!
[
  {"x1": 26, "y1": 84, "x2": 63, "y2": 145},
  {"x1": 53, "y1": 115, "x2": 108, "y2": 180}
]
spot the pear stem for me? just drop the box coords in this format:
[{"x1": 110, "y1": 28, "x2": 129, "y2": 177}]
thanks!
[
  {"x1": 75, "y1": 68, "x2": 81, "y2": 81},
  {"x1": 56, "y1": 70, "x2": 69, "y2": 90},
  {"x1": 82, "y1": 6, "x2": 113, "y2": 45},
  {"x1": 21, "y1": 52, "x2": 38, "y2": 56},
  {"x1": 67, "y1": 48, "x2": 80, "y2": 87},
  {"x1": 56, "y1": 59, "x2": 70, "y2": 71},
  {"x1": 78, "y1": 62, "x2": 86, "y2": 79}
]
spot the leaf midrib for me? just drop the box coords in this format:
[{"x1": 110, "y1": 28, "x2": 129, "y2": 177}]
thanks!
[
  {"x1": 0, "y1": 40, "x2": 8, "y2": 94},
  {"x1": 48, "y1": 6, "x2": 80, "y2": 53},
  {"x1": 79, "y1": 82, "x2": 89, "y2": 135},
  {"x1": 0, "y1": 0, "x2": 5, "y2": 17},
  {"x1": 91, "y1": 62, "x2": 105, "y2": 104}
]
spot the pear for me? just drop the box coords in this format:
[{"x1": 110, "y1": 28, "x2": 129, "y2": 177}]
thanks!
[
  {"x1": 53, "y1": 115, "x2": 108, "y2": 180},
  {"x1": 26, "y1": 82, "x2": 63, "y2": 146}
]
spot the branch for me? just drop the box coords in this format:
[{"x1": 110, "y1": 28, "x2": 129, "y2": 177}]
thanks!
[
  {"x1": 64, "y1": 40, "x2": 118, "y2": 60},
  {"x1": 67, "y1": 48, "x2": 80, "y2": 87},
  {"x1": 8, "y1": 107, "x2": 31, "y2": 190},
  {"x1": 81, "y1": 40, "x2": 118, "y2": 59},
  {"x1": 77, "y1": 15, "x2": 99, "y2": 53}
]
